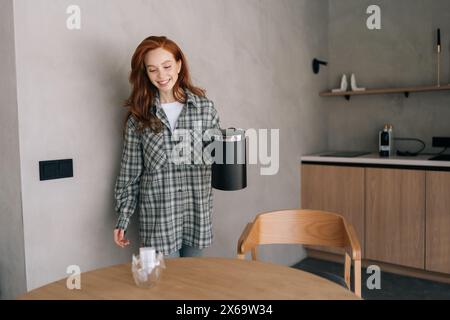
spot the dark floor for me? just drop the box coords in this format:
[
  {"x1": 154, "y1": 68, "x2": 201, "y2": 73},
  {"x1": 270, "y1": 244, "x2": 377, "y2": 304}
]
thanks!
[{"x1": 292, "y1": 258, "x2": 450, "y2": 300}]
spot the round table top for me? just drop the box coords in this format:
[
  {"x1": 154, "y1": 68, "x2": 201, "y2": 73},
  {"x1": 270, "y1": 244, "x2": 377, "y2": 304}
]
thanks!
[{"x1": 19, "y1": 257, "x2": 359, "y2": 300}]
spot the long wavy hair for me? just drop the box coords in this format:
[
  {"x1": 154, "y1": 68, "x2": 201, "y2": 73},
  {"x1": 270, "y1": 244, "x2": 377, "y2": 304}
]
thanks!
[{"x1": 123, "y1": 36, "x2": 206, "y2": 134}]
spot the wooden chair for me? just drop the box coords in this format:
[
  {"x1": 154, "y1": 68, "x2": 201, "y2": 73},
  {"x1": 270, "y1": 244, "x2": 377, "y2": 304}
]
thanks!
[{"x1": 237, "y1": 209, "x2": 362, "y2": 297}]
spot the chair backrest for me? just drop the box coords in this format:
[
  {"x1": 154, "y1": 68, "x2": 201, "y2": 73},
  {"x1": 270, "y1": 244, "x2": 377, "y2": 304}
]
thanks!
[
  {"x1": 239, "y1": 209, "x2": 357, "y2": 255},
  {"x1": 237, "y1": 209, "x2": 362, "y2": 298}
]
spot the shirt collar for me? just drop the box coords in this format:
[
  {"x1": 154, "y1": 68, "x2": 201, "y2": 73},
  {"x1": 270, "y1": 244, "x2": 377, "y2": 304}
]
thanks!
[
  {"x1": 185, "y1": 89, "x2": 199, "y2": 108},
  {"x1": 153, "y1": 88, "x2": 199, "y2": 110}
]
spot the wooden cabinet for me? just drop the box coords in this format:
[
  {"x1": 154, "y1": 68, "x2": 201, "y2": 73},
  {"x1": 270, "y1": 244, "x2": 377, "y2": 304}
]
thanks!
[
  {"x1": 365, "y1": 168, "x2": 425, "y2": 269},
  {"x1": 301, "y1": 164, "x2": 365, "y2": 257},
  {"x1": 301, "y1": 162, "x2": 450, "y2": 277},
  {"x1": 426, "y1": 171, "x2": 450, "y2": 274}
]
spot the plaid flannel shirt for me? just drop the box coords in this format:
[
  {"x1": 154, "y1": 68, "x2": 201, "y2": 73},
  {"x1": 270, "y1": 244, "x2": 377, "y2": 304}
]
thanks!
[{"x1": 114, "y1": 89, "x2": 220, "y2": 255}]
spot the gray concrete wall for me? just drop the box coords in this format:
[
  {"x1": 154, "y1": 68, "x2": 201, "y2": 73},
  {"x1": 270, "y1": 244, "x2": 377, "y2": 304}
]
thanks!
[
  {"x1": 0, "y1": 0, "x2": 27, "y2": 300},
  {"x1": 11, "y1": 0, "x2": 329, "y2": 292},
  {"x1": 327, "y1": 0, "x2": 450, "y2": 152}
]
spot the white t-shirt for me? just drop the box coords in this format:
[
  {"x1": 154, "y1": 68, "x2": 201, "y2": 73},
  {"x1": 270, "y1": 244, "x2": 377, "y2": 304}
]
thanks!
[{"x1": 161, "y1": 101, "x2": 184, "y2": 132}]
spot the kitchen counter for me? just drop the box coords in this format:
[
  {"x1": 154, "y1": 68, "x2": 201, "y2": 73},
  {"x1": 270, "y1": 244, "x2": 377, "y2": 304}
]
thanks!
[{"x1": 301, "y1": 152, "x2": 450, "y2": 170}]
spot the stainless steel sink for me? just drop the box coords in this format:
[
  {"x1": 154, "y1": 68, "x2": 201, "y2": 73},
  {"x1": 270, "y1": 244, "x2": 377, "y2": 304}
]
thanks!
[
  {"x1": 320, "y1": 151, "x2": 371, "y2": 158},
  {"x1": 428, "y1": 154, "x2": 450, "y2": 161}
]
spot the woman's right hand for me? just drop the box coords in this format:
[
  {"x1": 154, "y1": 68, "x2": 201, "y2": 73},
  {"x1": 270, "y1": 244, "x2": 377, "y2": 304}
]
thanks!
[{"x1": 113, "y1": 228, "x2": 130, "y2": 248}]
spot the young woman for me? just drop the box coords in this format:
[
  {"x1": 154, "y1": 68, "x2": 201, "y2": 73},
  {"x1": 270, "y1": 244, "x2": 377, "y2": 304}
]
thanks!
[{"x1": 113, "y1": 36, "x2": 220, "y2": 258}]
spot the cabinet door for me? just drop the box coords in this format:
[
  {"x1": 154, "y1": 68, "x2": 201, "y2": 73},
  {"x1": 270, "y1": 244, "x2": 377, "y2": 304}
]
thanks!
[
  {"x1": 365, "y1": 168, "x2": 425, "y2": 269},
  {"x1": 426, "y1": 171, "x2": 450, "y2": 274},
  {"x1": 301, "y1": 164, "x2": 365, "y2": 257}
]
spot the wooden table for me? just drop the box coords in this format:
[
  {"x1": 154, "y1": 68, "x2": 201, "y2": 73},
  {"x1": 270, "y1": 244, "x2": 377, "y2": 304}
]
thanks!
[{"x1": 19, "y1": 257, "x2": 359, "y2": 300}]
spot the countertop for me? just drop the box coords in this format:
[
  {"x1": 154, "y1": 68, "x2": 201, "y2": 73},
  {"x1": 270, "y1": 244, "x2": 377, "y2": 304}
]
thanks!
[{"x1": 301, "y1": 152, "x2": 450, "y2": 169}]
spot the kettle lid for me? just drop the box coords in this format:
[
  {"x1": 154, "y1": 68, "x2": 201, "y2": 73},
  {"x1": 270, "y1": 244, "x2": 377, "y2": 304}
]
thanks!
[{"x1": 213, "y1": 128, "x2": 246, "y2": 142}]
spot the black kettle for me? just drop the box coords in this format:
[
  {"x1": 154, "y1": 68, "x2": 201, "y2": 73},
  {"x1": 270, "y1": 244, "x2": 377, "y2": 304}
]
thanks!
[{"x1": 211, "y1": 128, "x2": 247, "y2": 191}]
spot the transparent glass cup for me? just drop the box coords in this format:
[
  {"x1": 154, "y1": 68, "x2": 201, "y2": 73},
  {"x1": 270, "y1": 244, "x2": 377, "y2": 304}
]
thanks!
[{"x1": 131, "y1": 252, "x2": 165, "y2": 288}]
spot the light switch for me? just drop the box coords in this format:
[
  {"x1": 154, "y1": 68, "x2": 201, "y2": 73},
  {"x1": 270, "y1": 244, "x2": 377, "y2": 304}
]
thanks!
[{"x1": 39, "y1": 159, "x2": 73, "y2": 181}]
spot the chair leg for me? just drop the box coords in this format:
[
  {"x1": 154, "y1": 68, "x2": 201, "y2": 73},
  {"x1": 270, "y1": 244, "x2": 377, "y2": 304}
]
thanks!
[
  {"x1": 344, "y1": 253, "x2": 351, "y2": 290},
  {"x1": 354, "y1": 259, "x2": 362, "y2": 298},
  {"x1": 251, "y1": 247, "x2": 258, "y2": 260}
]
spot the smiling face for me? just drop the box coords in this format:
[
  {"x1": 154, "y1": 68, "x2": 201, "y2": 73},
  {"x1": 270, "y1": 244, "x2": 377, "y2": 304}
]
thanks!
[{"x1": 144, "y1": 47, "x2": 182, "y2": 98}]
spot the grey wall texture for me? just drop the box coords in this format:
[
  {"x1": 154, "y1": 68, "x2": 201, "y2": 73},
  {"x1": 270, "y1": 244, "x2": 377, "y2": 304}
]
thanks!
[
  {"x1": 2, "y1": 0, "x2": 329, "y2": 297},
  {"x1": 0, "y1": 0, "x2": 27, "y2": 300},
  {"x1": 327, "y1": 0, "x2": 450, "y2": 153}
]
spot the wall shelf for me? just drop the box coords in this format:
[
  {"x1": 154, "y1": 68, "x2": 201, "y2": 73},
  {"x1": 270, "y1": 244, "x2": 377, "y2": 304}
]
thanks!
[{"x1": 320, "y1": 84, "x2": 450, "y2": 100}]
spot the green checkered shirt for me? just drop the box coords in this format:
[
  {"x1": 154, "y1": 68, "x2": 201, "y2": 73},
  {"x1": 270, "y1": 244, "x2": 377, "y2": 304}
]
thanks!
[{"x1": 114, "y1": 89, "x2": 220, "y2": 255}]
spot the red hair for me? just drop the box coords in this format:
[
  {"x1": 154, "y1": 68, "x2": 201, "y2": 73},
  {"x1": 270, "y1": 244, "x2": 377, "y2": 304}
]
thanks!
[{"x1": 123, "y1": 36, "x2": 206, "y2": 133}]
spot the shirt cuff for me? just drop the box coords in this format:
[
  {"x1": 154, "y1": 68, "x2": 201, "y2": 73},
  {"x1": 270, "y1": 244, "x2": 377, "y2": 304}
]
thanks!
[{"x1": 115, "y1": 216, "x2": 130, "y2": 230}]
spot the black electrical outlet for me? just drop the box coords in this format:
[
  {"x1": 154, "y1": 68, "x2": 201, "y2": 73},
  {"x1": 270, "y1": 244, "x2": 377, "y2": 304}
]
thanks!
[
  {"x1": 39, "y1": 159, "x2": 73, "y2": 181},
  {"x1": 432, "y1": 137, "x2": 450, "y2": 148}
]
